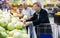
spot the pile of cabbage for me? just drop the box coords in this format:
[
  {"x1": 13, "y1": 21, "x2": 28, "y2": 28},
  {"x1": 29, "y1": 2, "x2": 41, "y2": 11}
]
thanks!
[{"x1": 0, "y1": 10, "x2": 30, "y2": 38}]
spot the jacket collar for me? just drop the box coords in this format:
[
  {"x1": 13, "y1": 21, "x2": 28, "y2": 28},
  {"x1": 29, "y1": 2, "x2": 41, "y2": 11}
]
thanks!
[{"x1": 36, "y1": 8, "x2": 42, "y2": 14}]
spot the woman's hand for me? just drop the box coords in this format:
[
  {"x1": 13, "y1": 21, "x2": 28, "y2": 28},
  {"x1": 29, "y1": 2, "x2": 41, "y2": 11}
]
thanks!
[{"x1": 24, "y1": 21, "x2": 32, "y2": 26}]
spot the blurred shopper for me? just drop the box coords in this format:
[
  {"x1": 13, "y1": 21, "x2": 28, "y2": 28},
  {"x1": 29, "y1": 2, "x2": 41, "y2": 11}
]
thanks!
[
  {"x1": 0, "y1": 0, "x2": 3, "y2": 10},
  {"x1": 53, "y1": 5, "x2": 60, "y2": 13},
  {"x1": 53, "y1": 6, "x2": 58, "y2": 13},
  {"x1": 22, "y1": 2, "x2": 35, "y2": 19},
  {"x1": 2, "y1": 0, "x2": 9, "y2": 12},
  {"x1": 22, "y1": 2, "x2": 35, "y2": 38},
  {"x1": 25, "y1": 2, "x2": 53, "y2": 38},
  {"x1": 0, "y1": 4, "x2": 2, "y2": 10}
]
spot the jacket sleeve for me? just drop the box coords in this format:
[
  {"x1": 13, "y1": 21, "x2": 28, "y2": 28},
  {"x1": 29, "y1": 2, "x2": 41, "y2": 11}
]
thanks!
[
  {"x1": 26, "y1": 13, "x2": 40, "y2": 26},
  {"x1": 26, "y1": 13, "x2": 36, "y2": 21}
]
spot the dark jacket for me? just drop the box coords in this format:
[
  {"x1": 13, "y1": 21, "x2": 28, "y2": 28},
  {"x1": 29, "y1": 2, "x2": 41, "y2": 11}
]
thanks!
[
  {"x1": 27, "y1": 9, "x2": 50, "y2": 26},
  {"x1": 26, "y1": 9, "x2": 52, "y2": 34}
]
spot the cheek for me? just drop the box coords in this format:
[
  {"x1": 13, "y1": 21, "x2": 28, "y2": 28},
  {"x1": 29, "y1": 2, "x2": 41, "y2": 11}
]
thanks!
[{"x1": 33, "y1": 7, "x2": 37, "y2": 10}]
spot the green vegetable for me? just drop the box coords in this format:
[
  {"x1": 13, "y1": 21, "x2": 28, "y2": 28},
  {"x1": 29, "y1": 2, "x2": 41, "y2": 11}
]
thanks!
[
  {"x1": 0, "y1": 32, "x2": 7, "y2": 38},
  {"x1": 7, "y1": 23, "x2": 15, "y2": 31},
  {"x1": 0, "y1": 26, "x2": 5, "y2": 32}
]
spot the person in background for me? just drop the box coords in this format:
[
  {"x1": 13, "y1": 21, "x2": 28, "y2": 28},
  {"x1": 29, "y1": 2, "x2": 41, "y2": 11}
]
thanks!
[
  {"x1": 53, "y1": 5, "x2": 60, "y2": 14},
  {"x1": 2, "y1": 0, "x2": 7, "y2": 11},
  {"x1": 22, "y1": 2, "x2": 35, "y2": 38},
  {"x1": 25, "y1": 2, "x2": 53, "y2": 38},
  {"x1": 22, "y1": 2, "x2": 35, "y2": 19},
  {"x1": 0, "y1": 0, "x2": 3, "y2": 10},
  {"x1": 0, "y1": 4, "x2": 2, "y2": 10}
]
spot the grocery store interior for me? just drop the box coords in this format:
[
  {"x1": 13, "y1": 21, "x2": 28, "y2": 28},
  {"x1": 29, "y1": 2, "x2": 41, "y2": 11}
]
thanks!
[{"x1": 0, "y1": 0, "x2": 60, "y2": 38}]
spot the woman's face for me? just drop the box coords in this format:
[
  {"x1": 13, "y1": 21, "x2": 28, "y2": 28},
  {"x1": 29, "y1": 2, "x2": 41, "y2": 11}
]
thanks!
[{"x1": 33, "y1": 4, "x2": 40, "y2": 12}]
